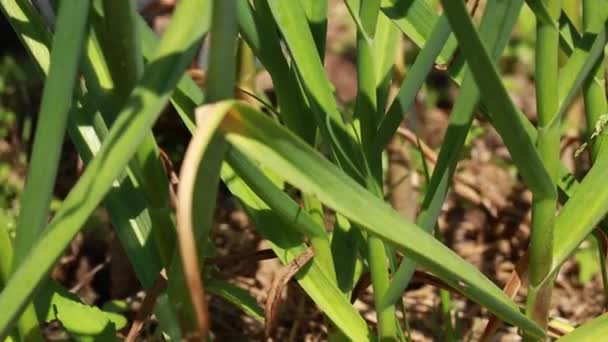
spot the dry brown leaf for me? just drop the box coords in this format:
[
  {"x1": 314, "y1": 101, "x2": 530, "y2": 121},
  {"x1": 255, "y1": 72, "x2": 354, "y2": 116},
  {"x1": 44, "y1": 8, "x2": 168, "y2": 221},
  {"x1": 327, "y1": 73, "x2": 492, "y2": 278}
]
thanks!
[
  {"x1": 175, "y1": 104, "x2": 222, "y2": 340},
  {"x1": 480, "y1": 253, "x2": 529, "y2": 342},
  {"x1": 264, "y1": 248, "x2": 314, "y2": 338},
  {"x1": 126, "y1": 272, "x2": 168, "y2": 342}
]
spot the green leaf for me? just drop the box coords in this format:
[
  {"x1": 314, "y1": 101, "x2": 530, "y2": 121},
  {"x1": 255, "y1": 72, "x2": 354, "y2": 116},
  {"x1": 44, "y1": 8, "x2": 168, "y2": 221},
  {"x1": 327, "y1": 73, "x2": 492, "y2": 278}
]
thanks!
[
  {"x1": 238, "y1": 0, "x2": 316, "y2": 143},
  {"x1": 380, "y1": 0, "x2": 456, "y2": 64},
  {"x1": 383, "y1": 0, "x2": 524, "y2": 308},
  {"x1": 550, "y1": 154, "x2": 608, "y2": 279},
  {"x1": 299, "y1": 0, "x2": 327, "y2": 60},
  {"x1": 221, "y1": 159, "x2": 371, "y2": 340},
  {"x1": 266, "y1": 0, "x2": 365, "y2": 180},
  {"x1": 191, "y1": 100, "x2": 544, "y2": 338},
  {"x1": 0, "y1": 0, "x2": 210, "y2": 337},
  {"x1": 206, "y1": 278, "x2": 265, "y2": 323},
  {"x1": 440, "y1": 0, "x2": 555, "y2": 199},
  {"x1": 36, "y1": 282, "x2": 126, "y2": 341},
  {"x1": 373, "y1": 13, "x2": 452, "y2": 153},
  {"x1": 2, "y1": 0, "x2": 163, "y2": 292},
  {"x1": 557, "y1": 313, "x2": 608, "y2": 341},
  {"x1": 11, "y1": 0, "x2": 90, "y2": 268},
  {"x1": 525, "y1": 0, "x2": 558, "y2": 27}
]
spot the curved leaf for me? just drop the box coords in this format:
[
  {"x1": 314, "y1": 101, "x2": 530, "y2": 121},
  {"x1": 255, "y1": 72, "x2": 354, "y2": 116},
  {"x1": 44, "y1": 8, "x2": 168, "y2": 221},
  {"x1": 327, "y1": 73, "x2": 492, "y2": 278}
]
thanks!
[{"x1": 190, "y1": 100, "x2": 544, "y2": 338}]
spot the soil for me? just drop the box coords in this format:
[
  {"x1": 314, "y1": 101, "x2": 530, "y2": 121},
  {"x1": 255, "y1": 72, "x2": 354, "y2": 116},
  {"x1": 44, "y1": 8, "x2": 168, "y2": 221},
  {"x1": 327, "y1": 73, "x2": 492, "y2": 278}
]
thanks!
[{"x1": 1, "y1": 1, "x2": 606, "y2": 341}]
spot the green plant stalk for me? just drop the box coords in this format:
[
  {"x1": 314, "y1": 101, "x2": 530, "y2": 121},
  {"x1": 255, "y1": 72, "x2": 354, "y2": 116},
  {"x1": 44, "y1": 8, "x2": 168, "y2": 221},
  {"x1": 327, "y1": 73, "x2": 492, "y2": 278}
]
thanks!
[
  {"x1": 381, "y1": 0, "x2": 523, "y2": 308},
  {"x1": 11, "y1": 0, "x2": 89, "y2": 266},
  {"x1": 7, "y1": 2, "x2": 89, "y2": 341},
  {"x1": 92, "y1": 1, "x2": 194, "y2": 337},
  {"x1": 0, "y1": 214, "x2": 18, "y2": 341},
  {"x1": 240, "y1": 0, "x2": 317, "y2": 144},
  {"x1": 265, "y1": 0, "x2": 367, "y2": 183},
  {"x1": 594, "y1": 231, "x2": 608, "y2": 304},
  {"x1": 93, "y1": 0, "x2": 176, "y2": 266},
  {"x1": 373, "y1": 14, "x2": 451, "y2": 154},
  {"x1": 2, "y1": 0, "x2": 162, "y2": 294},
  {"x1": 373, "y1": 13, "x2": 399, "y2": 116},
  {"x1": 239, "y1": 1, "x2": 337, "y2": 284},
  {"x1": 301, "y1": 195, "x2": 338, "y2": 284},
  {"x1": 440, "y1": 289, "x2": 455, "y2": 342},
  {"x1": 0, "y1": 0, "x2": 209, "y2": 336},
  {"x1": 526, "y1": 0, "x2": 561, "y2": 332},
  {"x1": 170, "y1": 0, "x2": 238, "y2": 338},
  {"x1": 225, "y1": 150, "x2": 336, "y2": 279},
  {"x1": 582, "y1": 0, "x2": 608, "y2": 303},
  {"x1": 582, "y1": 0, "x2": 608, "y2": 160},
  {"x1": 349, "y1": 0, "x2": 397, "y2": 337},
  {"x1": 352, "y1": 0, "x2": 379, "y2": 154},
  {"x1": 0, "y1": 218, "x2": 11, "y2": 289},
  {"x1": 237, "y1": 39, "x2": 256, "y2": 93}
]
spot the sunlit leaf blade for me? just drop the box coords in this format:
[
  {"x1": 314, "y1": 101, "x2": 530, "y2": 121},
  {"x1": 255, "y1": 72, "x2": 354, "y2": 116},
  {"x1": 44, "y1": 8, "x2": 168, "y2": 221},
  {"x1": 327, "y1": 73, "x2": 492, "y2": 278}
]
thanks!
[
  {"x1": 190, "y1": 100, "x2": 544, "y2": 338},
  {"x1": 550, "y1": 154, "x2": 608, "y2": 279},
  {"x1": 440, "y1": 0, "x2": 554, "y2": 199},
  {"x1": 380, "y1": 0, "x2": 456, "y2": 64},
  {"x1": 299, "y1": 0, "x2": 327, "y2": 60},
  {"x1": 221, "y1": 157, "x2": 371, "y2": 340},
  {"x1": 525, "y1": 0, "x2": 557, "y2": 26},
  {"x1": 238, "y1": 0, "x2": 316, "y2": 143},
  {"x1": 88, "y1": 0, "x2": 177, "y2": 270},
  {"x1": 265, "y1": 0, "x2": 365, "y2": 180},
  {"x1": 383, "y1": 0, "x2": 524, "y2": 307},
  {"x1": 11, "y1": 0, "x2": 89, "y2": 267},
  {"x1": 551, "y1": 30, "x2": 608, "y2": 129},
  {"x1": 0, "y1": 0, "x2": 209, "y2": 336},
  {"x1": 36, "y1": 282, "x2": 126, "y2": 341},
  {"x1": 2, "y1": 0, "x2": 162, "y2": 291},
  {"x1": 557, "y1": 313, "x2": 608, "y2": 341},
  {"x1": 374, "y1": 12, "x2": 400, "y2": 115},
  {"x1": 373, "y1": 14, "x2": 451, "y2": 153}
]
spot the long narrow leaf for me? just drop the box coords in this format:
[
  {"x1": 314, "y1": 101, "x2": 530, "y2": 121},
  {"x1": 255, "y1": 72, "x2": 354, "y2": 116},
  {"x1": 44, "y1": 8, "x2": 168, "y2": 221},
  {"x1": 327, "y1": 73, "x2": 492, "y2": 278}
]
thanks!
[
  {"x1": 190, "y1": 100, "x2": 544, "y2": 338},
  {"x1": 440, "y1": 0, "x2": 555, "y2": 199},
  {"x1": 221, "y1": 158, "x2": 371, "y2": 340},
  {"x1": 383, "y1": 0, "x2": 524, "y2": 308},
  {"x1": 380, "y1": 0, "x2": 456, "y2": 64},
  {"x1": 11, "y1": 0, "x2": 89, "y2": 267},
  {"x1": 2, "y1": 0, "x2": 162, "y2": 291},
  {"x1": 0, "y1": 0, "x2": 209, "y2": 336}
]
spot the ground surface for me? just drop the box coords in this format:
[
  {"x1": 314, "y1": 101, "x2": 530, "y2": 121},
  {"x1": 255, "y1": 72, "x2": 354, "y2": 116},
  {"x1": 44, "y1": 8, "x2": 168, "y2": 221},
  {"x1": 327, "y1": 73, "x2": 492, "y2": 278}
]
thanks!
[{"x1": 0, "y1": 1, "x2": 606, "y2": 341}]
